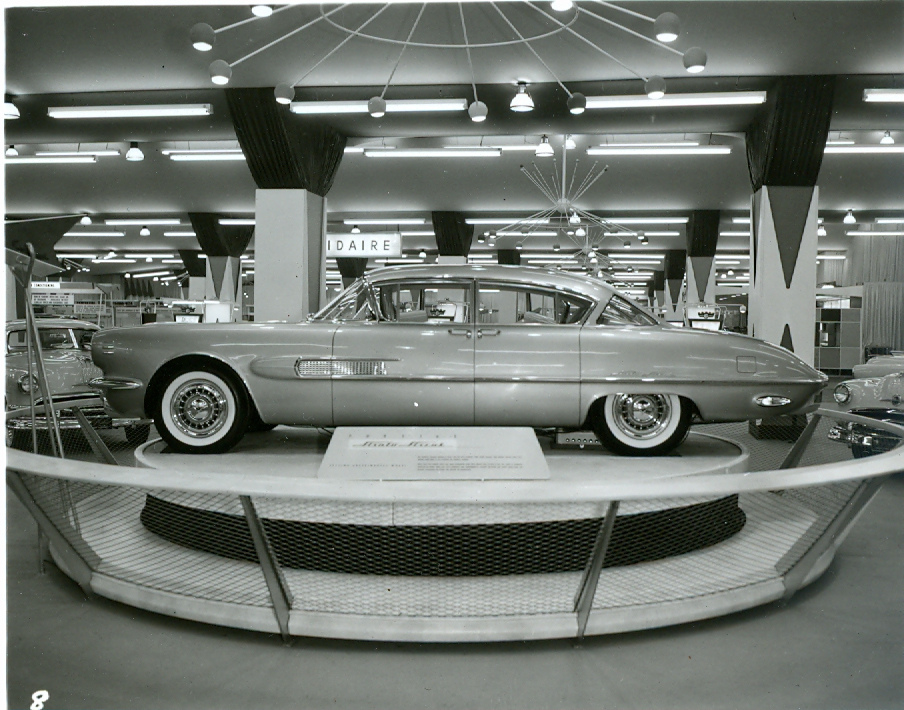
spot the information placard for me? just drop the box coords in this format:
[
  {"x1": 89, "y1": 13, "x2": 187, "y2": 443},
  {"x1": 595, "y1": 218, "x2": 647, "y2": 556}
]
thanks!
[
  {"x1": 325, "y1": 233, "x2": 401, "y2": 258},
  {"x1": 319, "y1": 427, "x2": 549, "y2": 480},
  {"x1": 32, "y1": 292, "x2": 74, "y2": 305}
]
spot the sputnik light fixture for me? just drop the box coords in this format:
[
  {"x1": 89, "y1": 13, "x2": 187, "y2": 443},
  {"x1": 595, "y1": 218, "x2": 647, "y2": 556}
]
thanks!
[{"x1": 190, "y1": 4, "x2": 706, "y2": 118}]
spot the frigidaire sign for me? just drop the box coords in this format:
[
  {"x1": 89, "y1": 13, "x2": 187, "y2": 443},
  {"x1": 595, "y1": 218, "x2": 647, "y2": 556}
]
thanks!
[{"x1": 325, "y1": 232, "x2": 401, "y2": 258}]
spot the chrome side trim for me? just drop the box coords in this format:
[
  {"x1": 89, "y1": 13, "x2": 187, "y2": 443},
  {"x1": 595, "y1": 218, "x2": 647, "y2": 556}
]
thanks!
[{"x1": 89, "y1": 377, "x2": 143, "y2": 391}]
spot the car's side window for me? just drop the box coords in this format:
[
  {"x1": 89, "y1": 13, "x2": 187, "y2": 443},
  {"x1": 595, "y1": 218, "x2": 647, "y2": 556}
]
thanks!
[
  {"x1": 73, "y1": 329, "x2": 95, "y2": 350},
  {"x1": 477, "y1": 283, "x2": 592, "y2": 326},
  {"x1": 7, "y1": 330, "x2": 28, "y2": 352},
  {"x1": 597, "y1": 295, "x2": 659, "y2": 326},
  {"x1": 315, "y1": 281, "x2": 378, "y2": 322},
  {"x1": 40, "y1": 328, "x2": 78, "y2": 349},
  {"x1": 372, "y1": 281, "x2": 472, "y2": 324}
]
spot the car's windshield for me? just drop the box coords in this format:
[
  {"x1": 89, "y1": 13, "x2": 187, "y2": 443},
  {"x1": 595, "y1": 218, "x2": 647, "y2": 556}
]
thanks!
[
  {"x1": 312, "y1": 280, "x2": 377, "y2": 322},
  {"x1": 7, "y1": 327, "x2": 78, "y2": 352}
]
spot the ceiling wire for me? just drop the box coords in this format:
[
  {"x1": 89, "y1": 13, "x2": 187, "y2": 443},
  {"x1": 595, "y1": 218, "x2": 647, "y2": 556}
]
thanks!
[
  {"x1": 380, "y1": 3, "x2": 428, "y2": 100},
  {"x1": 291, "y1": 5, "x2": 393, "y2": 87},
  {"x1": 491, "y1": 2, "x2": 573, "y2": 98},
  {"x1": 458, "y1": 3, "x2": 479, "y2": 104}
]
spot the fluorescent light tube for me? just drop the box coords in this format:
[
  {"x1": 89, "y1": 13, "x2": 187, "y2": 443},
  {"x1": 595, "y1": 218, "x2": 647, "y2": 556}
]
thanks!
[
  {"x1": 91, "y1": 258, "x2": 136, "y2": 264},
  {"x1": 364, "y1": 148, "x2": 501, "y2": 158},
  {"x1": 603, "y1": 231, "x2": 679, "y2": 237},
  {"x1": 163, "y1": 231, "x2": 197, "y2": 237},
  {"x1": 132, "y1": 270, "x2": 173, "y2": 278},
  {"x1": 585, "y1": 91, "x2": 767, "y2": 109},
  {"x1": 732, "y1": 217, "x2": 751, "y2": 224},
  {"x1": 36, "y1": 150, "x2": 121, "y2": 157},
  {"x1": 466, "y1": 218, "x2": 550, "y2": 225},
  {"x1": 826, "y1": 139, "x2": 856, "y2": 146},
  {"x1": 600, "y1": 141, "x2": 700, "y2": 148},
  {"x1": 400, "y1": 231, "x2": 436, "y2": 236},
  {"x1": 55, "y1": 254, "x2": 98, "y2": 259},
  {"x1": 587, "y1": 146, "x2": 731, "y2": 155},
  {"x1": 291, "y1": 98, "x2": 468, "y2": 115},
  {"x1": 863, "y1": 89, "x2": 904, "y2": 103},
  {"x1": 218, "y1": 218, "x2": 255, "y2": 225},
  {"x1": 876, "y1": 218, "x2": 904, "y2": 224},
  {"x1": 169, "y1": 153, "x2": 246, "y2": 161},
  {"x1": 162, "y1": 259, "x2": 184, "y2": 264},
  {"x1": 344, "y1": 218, "x2": 425, "y2": 225},
  {"x1": 63, "y1": 231, "x2": 125, "y2": 237},
  {"x1": 817, "y1": 255, "x2": 847, "y2": 260},
  {"x1": 846, "y1": 231, "x2": 904, "y2": 236},
  {"x1": 105, "y1": 218, "x2": 181, "y2": 225},
  {"x1": 161, "y1": 148, "x2": 243, "y2": 155},
  {"x1": 48, "y1": 104, "x2": 212, "y2": 119},
  {"x1": 7, "y1": 156, "x2": 96, "y2": 164},
  {"x1": 124, "y1": 253, "x2": 175, "y2": 259},
  {"x1": 720, "y1": 231, "x2": 751, "y2": 237},
  {"x1": 604, "y1": 217, "x2": 688, "y2": 225},
  {"x1": 825, "y1": 146, "x2": 904, "y2": 154}
]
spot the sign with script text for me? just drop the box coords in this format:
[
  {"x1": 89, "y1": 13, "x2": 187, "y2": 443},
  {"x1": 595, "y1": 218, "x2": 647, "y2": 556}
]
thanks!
[{"x1": 326, "y1": 233, "x2": 401, "y2": 258}]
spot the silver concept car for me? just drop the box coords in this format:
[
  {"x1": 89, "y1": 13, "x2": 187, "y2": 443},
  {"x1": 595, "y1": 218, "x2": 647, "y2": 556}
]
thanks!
[{"x1": 90, "y1": 265, "x2": 826, "y2": 455}]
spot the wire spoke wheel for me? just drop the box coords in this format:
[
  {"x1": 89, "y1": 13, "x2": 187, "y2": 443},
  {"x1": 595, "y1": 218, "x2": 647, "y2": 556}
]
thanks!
[{"x1": 592, "y1": 393, "x2": 691, "y2": 456}]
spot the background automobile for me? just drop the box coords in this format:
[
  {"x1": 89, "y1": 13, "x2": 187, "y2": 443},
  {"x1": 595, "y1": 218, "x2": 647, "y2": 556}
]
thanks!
[
  {"x1": 829, "y1": 372, "x2": 904, "y2": 458},
  {"x1": 853, "y1": 353, "x2": 904, "y2": 379},
  {"x1": 90, "y1": 265, "x2": 826, "y2": 456},
  {"x1": 6, "y1": 318, "x2": 150, "y2": 448}
]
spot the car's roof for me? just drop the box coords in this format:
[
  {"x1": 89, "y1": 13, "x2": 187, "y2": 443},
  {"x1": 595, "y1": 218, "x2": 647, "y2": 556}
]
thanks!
[
  {"x1": 6, "y1": 318, "x2": 99, "y2": 332},
  {"x1": 363, "y1": 263, "x2": 617, "y2": 301}
]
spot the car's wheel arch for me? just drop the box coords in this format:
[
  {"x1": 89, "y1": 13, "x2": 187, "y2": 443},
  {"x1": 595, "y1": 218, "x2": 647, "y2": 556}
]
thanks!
[
  {"x1": 145, "y1": 353, "x2": 264, "y2": 423},
  {"x1": 582, "y1": 391, "x2": 701, "y2": 430}
]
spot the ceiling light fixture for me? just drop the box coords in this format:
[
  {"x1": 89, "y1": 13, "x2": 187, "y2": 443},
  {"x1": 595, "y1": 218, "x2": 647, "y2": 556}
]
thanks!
[
  {"x1": 817, "y1": 226, "x2": 827, "y2": 237},
  {"x1": 682, "y1": 47, "x2": 707, "y2": 73},
  {"x1": 510, "y1": 83, "x2": 534, "y2": 112},
  {"x1": 5, "y1": 145, "x2": 18, "y2": 157},
  {"x1": 91, "y1": 258, "x2": 136, "y2": 264},
  {"x1": 168, "y1": 152, "x2": 246, "y2": 162},
  {"x1": 825, "y1": 145, "x2": 904, "y2": 154},
  {"x1": 644, "y1": 76, "x2": 667, "y2": 100},
  {"x1": 7, "y1": 155, "x2": 97, "y2": 164},
  {"x1": 63, "y1": 231, "x2": 125, "y2": 237},
  {"x1": 535, "y1": 135, "x2": 555, "y2": 157},
  {"x1": 565, "y1": 135, "x2": 577, "y2": 150},
  {"x1": 350, "y1": 225, "x2": 361, "y2": 234},
  {"x1": 251, "y1": 5, "x2": 273, "y2": 18},
  {"x1": 863, "y1": 89, "x2": 904, "y2": 103},
  {"x1": 846, "y1": 231, "x2": 904, "y2": 237},
  {"x1": 190, "y1": 23, "x2": 216, "y2": 51},
  {"x1": 468, "y1": 101, "x2": 488, "y2": 123},
  {"x1": 364, "y1": 148, "x2": 501, "y2": 158},
  {"x1": 125, "y1": 142, "x2": 144, "y2": 162},
  {"x1": 605, "y1": 217, "x2": 689, "y2": 224},
  {"x1": 587, "y1": 146, "x2": 731, "y2": 156},
  {"x1": 140, "y1": 226, "x2": 151, "y2": 237},
  {"x1": 49, "y1": 104, "x2": 212, "y2": 119},
  {"x1": 36, "y1": 149, "x2": 121, "y2": 157},
  {"x1": 133, "y1": 270, "x2": 173, "y2": 279},
  {"x1": 367, "y1": 96, "x2": 387, "y2": 118},
  {"x1": 80, "y1": 215, "x2": 92, "y2": 225},
  {"x1": 585, "y1": 91, "x2": 767, "y2": 109},
  {"x1": 880, "y1": 131, "x2": 895, "y2": 145},
  {"x1": 418, "y1": 250, "x2": 428, "y2": 259},
  {"x1": 4, "y1": 98, "x2": 20, "y2": 119},
  {"x1": 209, "y1": 60, "x2": 232, "y2": 85},
  {"x1": 290, "y1": 98, "x2": 468, "y2": 115},
  {"x1": 844, "y1": 210, "x2": 856, "y2": 225},
  {"x1": 876, "y1": 218, "x2": 904, "y2": 224},
  {"x1": 550, "y1": 0, "x2": 574, "y2": 11},
  {"x1": 106, "y1": 218, "x2": 181, "y2": 226},
  {"x1": 218, "y1": 218, "x2": 256, "y2": 226},
  {"x1": 274, "y1": 83, "x2": 295, "y2": 105},
  {"x1": 344, "y1": 218, "x2": 424, "y2": 226},
  {"x1": 653, "y1": 12, "x2": 680, "y2": 42},
  {"x1": 567, "y1": 93, "x2": 586, "y2": 115},
  {"x1": 623, "y1": 241, "x2": 632, "y2": 249}
]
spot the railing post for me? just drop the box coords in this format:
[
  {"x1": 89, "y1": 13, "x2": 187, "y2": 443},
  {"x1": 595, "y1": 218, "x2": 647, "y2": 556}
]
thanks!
[
  {"x1": 71, "y1": 407, "x2": 119, "y2": 466},
  {"x1": 240, "y1": 495, "x2": 294, "y2": 644},
  {"x1": 779, "y1": 413, "x2": 822, "y2": 469},
  {"x1": 573, "y1": 500, "x2": 619, "y2": 641},
  {"x1": 781, "y1": 477, "x2": 885, "y2": 599}
]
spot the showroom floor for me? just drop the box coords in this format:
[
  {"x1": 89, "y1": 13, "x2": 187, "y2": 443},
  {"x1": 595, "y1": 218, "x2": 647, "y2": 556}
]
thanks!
[{"x1": 6, "y1": 469, "x2": 903, "y2": 710}]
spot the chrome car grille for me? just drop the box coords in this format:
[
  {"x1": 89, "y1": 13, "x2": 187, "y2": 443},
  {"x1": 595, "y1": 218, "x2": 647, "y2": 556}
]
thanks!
[{"x1": 294, "y1": 359, "x2": 387, "y2": 378}]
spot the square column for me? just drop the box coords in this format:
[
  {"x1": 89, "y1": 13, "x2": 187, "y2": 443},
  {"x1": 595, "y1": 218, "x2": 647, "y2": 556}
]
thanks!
[
  {"x1": 749, "y1": 186, "x2": 818, "y2": 366},
  {"x1": 255, "y1": 189, "x2": 326, "y2": 323}
]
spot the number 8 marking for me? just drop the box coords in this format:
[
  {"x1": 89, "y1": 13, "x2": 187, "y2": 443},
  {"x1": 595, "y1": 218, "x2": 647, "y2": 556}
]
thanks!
[{"x1": 31, "y1": 690, "x2": 50, "y2": 710}]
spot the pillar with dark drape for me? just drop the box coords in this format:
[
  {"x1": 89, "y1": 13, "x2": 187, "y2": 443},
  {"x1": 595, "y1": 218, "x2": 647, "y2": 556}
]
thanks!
[
  {"x1": 179, "y1": 249, "x2": 208, "y2": 300},
  {"x1": 745, "y1": 76, "x2": 834, "y2": 363},
  {"x1": 686, "y1": 210, "x2": 720, "y2": 304},
  {"x1": 337, "y1": 258, "x2": 368, "y2": 288},
  {"x1": 431, "y1": 212, "x2": 474, "y2": 259},
  {"x1": 189, "y1": 213, "x2": 253, "y2": 318},
  {"x1": 652, "y1": 270, "x2": 666, "y2": 314},
  {"x1": 226, "y1": 87, "x2": 347, "y2": 322},
  {"x1": 497, "y1": 249, "x2": 520, "y2": 266},
  {"x1": 661, "y1": 249, "x2": 686, "y2": 320},
  {"x1": 5, "y1": 215, "x2": 78, "y2": 318}
]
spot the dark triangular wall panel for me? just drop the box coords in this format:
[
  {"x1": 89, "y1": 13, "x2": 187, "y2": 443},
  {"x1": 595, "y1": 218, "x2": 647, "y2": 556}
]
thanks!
[
  {"x1": 780, "y1": 323, "x2": 794, "y2": 352},
  {"x1": 208, "y1": 256, "x2": 227, "y2": 299},
  {"x1": 769, "y1": 186, "x2": 814, "y2": 289},
  {"x1": 690, "y1": 256, "x2": 714, "y2": 301}
]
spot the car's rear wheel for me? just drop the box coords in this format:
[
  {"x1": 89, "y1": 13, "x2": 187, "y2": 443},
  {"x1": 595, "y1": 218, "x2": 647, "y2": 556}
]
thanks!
[
  {"x1": 154, "y1": 368, "x2": 248, "y2": 454},
  {"x1": 591, "y1": 393, "x2": 691, "y2": 456}
]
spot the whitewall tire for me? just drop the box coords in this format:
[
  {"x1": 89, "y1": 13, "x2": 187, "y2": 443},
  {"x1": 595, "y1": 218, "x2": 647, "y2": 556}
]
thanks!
[
  {"x1": 592, "y1": 393, "x2": 691, "y2": 456},
  {"x1": 155, "y1": 369, "x2": 248, "y2": 453}
]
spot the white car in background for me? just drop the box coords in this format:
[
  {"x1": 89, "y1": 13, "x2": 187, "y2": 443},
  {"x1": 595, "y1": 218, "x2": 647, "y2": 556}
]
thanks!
[
  {"x1": 829, "y1": 371, "x2": 904, "y2": 458},
  {"x1": 853, "y1": 353, "x2": 904, "y2": 379}
]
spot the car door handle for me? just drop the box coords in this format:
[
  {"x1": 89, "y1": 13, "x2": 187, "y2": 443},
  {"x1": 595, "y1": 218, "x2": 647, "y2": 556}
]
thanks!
[
  {"x1": 448, "y1": 328, "x2": 472, "y2": 339},
  {"x1": 477, "y1": 328, "x2": 501, "y2": 338}
]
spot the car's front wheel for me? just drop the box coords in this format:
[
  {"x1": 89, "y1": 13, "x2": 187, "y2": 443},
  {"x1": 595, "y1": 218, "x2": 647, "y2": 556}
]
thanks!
[
  {"x1": 154, "y1": 368, "x2": 248, "y2": 454},
  {"x1": 591, "y1": 393, "x2": 691, "y2": 456}
]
